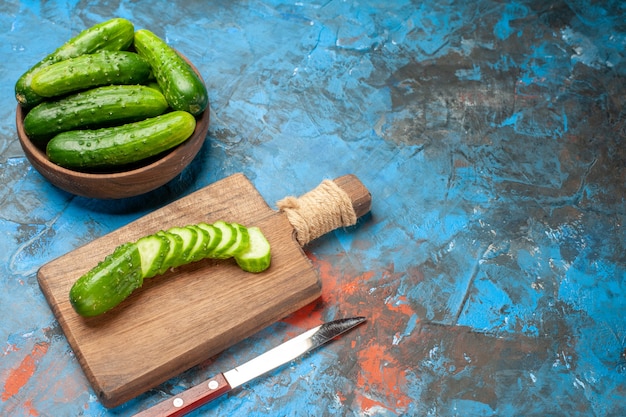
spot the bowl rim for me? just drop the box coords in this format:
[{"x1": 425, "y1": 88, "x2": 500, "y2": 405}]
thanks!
[
  {"x1": 15, "y1": 50, "x2": 210, "y2": 199},
  {"x1": 16, "y1": 103, "x2": 210, "y2": 199},
  {"x1": 16, "y1": 103, "x2": 209, "y2": 180}
]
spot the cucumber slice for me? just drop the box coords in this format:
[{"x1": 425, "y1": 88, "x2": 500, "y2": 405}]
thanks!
[
  {"x1": 156, "y1": 231, "x2": 183, "y2": 274},
  {"x1": 220, "y1": 223, "x2": 251, "y2": 258},
  {"x1": 196, "y1": 222, "x2": 222, "y2": 257},
  {"x1": 136, "y1": 233, "x2": 170, "y2": 279},
  {"x1": 210, "y1": 221, "x2": 238, "y2": 259},
  {"x1": 166, "y1": 226, "x2": 198, "y2": 267},
  {"x1": 187, "y1": 225, "x2": 210, "y2": 262},
  {"x1": 69, "y1": 221, "x2": 274, "y2": 317},
  {"x1": 235, "y1": 226, "x2": 271, "y2": 273}
]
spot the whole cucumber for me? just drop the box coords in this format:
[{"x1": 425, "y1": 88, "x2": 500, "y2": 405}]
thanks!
[
  {"x1": 69, "y1": 242, "x2": 143, "y2": 317},
  {"x1": 30, "y1": 50, "x2": 152, "y2": 98},
  {"x1": 134, "y1": 29, "x2": 208, "y2": 116},
  {"x1": 15, "y1": 17, "x2": 135, "y2": 108},
  {"x1": 46, "y1": 110, "x2": 196, "y2": 170},
  {"x1": 24, "y1": 85, "x2": 169, "y2": 145}
]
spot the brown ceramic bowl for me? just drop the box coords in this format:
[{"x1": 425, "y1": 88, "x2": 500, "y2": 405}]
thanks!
[{"x1": 16, "y1": 55, "x2": 209, "y2": 200}]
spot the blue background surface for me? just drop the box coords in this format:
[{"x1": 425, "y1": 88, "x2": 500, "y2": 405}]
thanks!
[{"x1": 1, "y1": 1, "x2": 625, "y2": 416}]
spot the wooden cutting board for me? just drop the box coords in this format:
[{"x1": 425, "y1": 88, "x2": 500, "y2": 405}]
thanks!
[{"x1": 37, "y1": 173, "x2": 370, "y2": 408}]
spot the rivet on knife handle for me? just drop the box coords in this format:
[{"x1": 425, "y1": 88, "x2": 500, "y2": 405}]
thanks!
[
  {"x1": 276, "y1": 174, "x2": 372, "y2": 246},
  {"x1": 133, "y1": 317, "x2": 366, "y2": 417},
  {"x1": 134, "y1": 373, "x2": 231, "y2": 417}
]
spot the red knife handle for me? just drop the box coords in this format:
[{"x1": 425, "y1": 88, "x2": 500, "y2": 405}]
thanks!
[{"x1": 133, "y1": 373, "x2": 232, "y2": 417}]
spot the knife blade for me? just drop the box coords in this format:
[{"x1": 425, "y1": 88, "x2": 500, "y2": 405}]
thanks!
[{"x1": 133, "y1": 316, "x2": 366, "y2": 417}]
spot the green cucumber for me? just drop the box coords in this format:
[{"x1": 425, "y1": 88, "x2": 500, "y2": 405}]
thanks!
[
  {"x1": 136, "y1": 234, "x2": 170, "y2": 279},
  {"x1": 69, "y1": 242, "x2": 143, "y2": 317},
  {"x1": 23, "y1": 85, "x2": 169, "y2": 145},
  {"x1": 196, "y1": 223, "x2": 222, "y2": 256},
  {"x1": 46, "y1": 110, "x2": 196, "y2": 170},
  {"x1": 166, "y1": 226, "x2": 198, "y2": 267},
  {"x1": 210, "y1": 221, "x2": 238, "y2": 259},
  {"x1": 16, "y1": 17, "x2": 135, "y2": 108},
  {"x1": 220, "y1": 223, "x2": 251, "y2": 258},
  {"x1": 133, "y1": 29, "x2": 208, "y2": 116},
  {"x1": 156, "y1": 231, "x2": 183, "y2": 274},
  {"x1": 235, "y1": 227, "x2": 272, "y2": 273},
  {"x1": 187, "y1": 225, "x2": 211, "y2": 262},
  {"x1": 145, "y1": 81, "x2": 163, "y2": 93},
  {"x1": 69, "y1": 221, "x2": 271, "y2": 317},
  {"x1": 30, "y1": 50, "x2": 152, "y2": 98}
]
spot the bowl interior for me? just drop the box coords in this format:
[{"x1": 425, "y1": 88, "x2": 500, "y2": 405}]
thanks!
[
  {"x1": 16, "y1": 104, "x2": 210, "y2": 199},
  {"x1": 15, "y1": 51, "x2": 210, "y2": 200}
]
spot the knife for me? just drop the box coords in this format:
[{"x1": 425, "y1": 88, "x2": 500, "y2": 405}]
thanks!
[{"x1": 133, "y1": 316, "x2": 366, "y2": 417}]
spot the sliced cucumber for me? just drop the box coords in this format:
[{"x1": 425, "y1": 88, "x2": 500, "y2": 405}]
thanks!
[
  {"x1": 69, "y1": 221, "x2": 272, "y2": 317},
  {"x1": 210, "y1": 221, "x2": 238, "y2": 259},
  {"x1": 220, "y1": 223, "x2": 251, "y2": 258},
  {"x1": 136, "y1": 234, "x2": 170, "y2": 279},
  {"x1": 156, "y1": 231, "x2": 183, "y2": 274},
  {"x1": 187, "y1": 225, "x2": 210, "y2": 262},
  {"x1": 166, "y1": 226, "x2": 198, "y2": 267},
  {"x1": 235, "y1": 227, "x2": 271, "y2": 273},
  {"x1": 196, "y1": 222, "x2": 222, "y2": 256}
]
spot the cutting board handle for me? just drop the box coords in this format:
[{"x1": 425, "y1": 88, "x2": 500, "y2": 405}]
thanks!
[{"x1": 276, "y1": 174, "x2": 371, "y2": 246}]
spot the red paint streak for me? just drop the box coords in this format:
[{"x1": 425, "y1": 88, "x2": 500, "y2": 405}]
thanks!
[
  {"x1": 386, "y1": 295, "x2": 414, "y2": 316},
  {"x1": 316, "y1": 257, "x2": 418, "y2": 413},
  {"x1": 355, "y1": 302, "x2": 417, "y2": 415},
  {"x1": 22, "y1": 399, "x2": 40, "y2": 416},
  {"x1": 356, "y1": 342, "x2": 412, "y2": 413},
  {"x1": 2, "y1": 342, "x2": 49, "y2": 402},
  {"x1": 280, "y1": 254, "x2": 334, "y2": 328},
  {"x1": 281, "y1": 254, "x2": 343, "y2": 329},
  {"x1": 315, "y1": 254, "x2": 375, "y2": 306},
  {"x1": 315, "y1": 253, "x2": 341, "y2": 299},
  {"x1": 283, "y1": 255, "x2": 419, "y2": 414},
  {"x1": 359, "y1": 394, "x2": 392, "y2": 414},
  {"x1": 281, "y1": 299, "x2": 323, "y2": 329},
  {"x1": 336, "y1": 390, "x2": 347, "y2": 403},
  {"x1": 2, "y1": 343, "x2": 20, "y2": 358}
]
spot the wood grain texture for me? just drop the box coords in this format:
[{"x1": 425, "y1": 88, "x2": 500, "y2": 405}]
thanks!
[
  {"x1": 334, "y1": 174, "x2": 372, "y2": 219},
  {"x1": 37, "y1": 173, "x2": 322, "y2": 408}
]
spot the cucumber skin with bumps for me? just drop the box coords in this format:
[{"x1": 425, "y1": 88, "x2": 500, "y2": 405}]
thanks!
[
  {"x1": 15, "y1": 17, "x2": 135, "y2": 108},
  {"x1": 23, "y1": 85, "x2": 169, "y2": 144},
  {"x1": 46, "y1": 110, "x2": 196, "y2": 170},
  {"x1": 69, "y1": 222, "x2": 271, "y2": 317},
  {"x1": 133, "y1": 29, "x2": 208, "y2": 116},
  {"x1": 69, "y1": 242, "x2": 143, "y2": 317},
  {"x1": 235, "y1": 227, "x2": 271, "y2": 273},
  {"x1": 30, "y1": 50, "x2": 152, "y2": 98}
]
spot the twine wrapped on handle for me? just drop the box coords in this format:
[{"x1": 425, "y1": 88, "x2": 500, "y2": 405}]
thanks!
[{"x1": 277, "y1": 179, "x2": 358, "y2": 246}]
